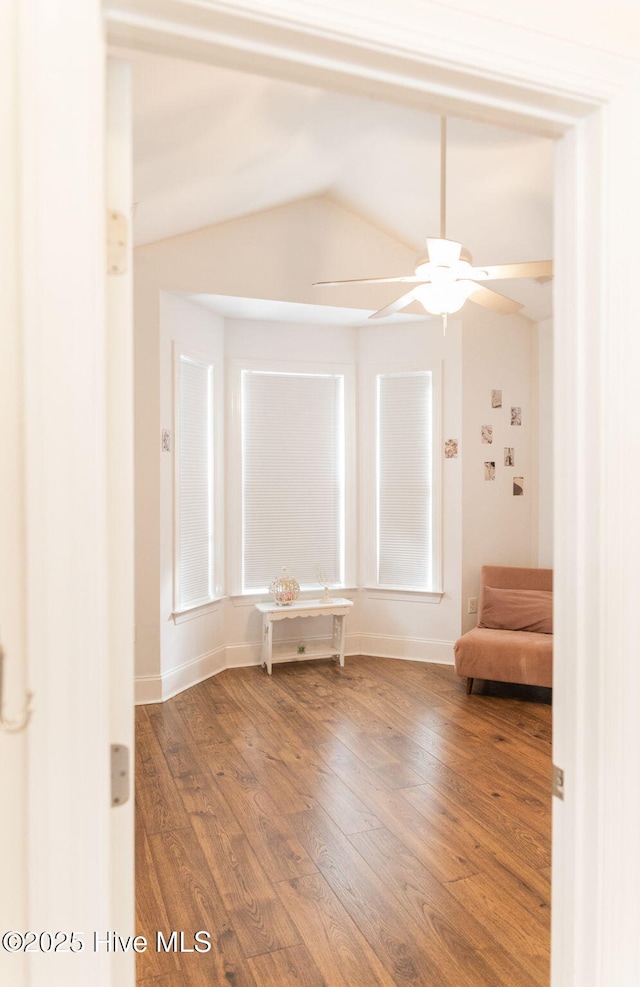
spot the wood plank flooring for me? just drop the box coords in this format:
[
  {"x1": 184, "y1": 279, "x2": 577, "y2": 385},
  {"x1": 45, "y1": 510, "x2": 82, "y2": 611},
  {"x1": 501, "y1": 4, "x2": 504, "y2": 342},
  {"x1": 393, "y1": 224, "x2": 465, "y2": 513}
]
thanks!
[{"x1": 135, "y1": 656, "x2": 552, "y2": 987}]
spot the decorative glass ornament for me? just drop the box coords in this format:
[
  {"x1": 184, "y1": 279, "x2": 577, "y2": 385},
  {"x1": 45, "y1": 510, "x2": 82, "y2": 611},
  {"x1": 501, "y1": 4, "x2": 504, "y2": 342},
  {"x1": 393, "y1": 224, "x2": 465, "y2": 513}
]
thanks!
[
  {"x1": 314, "y1": 565, "x2": 335, "y2": 604},
  {"x1": 269, "y1": 567, "x2": 300, "y2": 606}
]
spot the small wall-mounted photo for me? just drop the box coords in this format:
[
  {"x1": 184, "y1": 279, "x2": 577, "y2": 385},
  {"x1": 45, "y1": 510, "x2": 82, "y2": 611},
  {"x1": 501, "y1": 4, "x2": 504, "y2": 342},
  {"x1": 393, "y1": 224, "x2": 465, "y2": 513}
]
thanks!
[
  {"x1": 481, "y1": 424, "x2": 493, "y2": 444},
  {"x1": 444, "y1": 439, "x2": 458, "y2": 459},
  {"x1": 513, "y1": 476, "x2": 524, "y2": 496},
  {"x1": 484, "y1": 461, "x2": 496, "y2": 481},
  {"x1": 504, "y1": 447, "x2": 514, "y2": 467},
  {"x1": 491, "y1": 389, "x2": 502, "y2": 409},
  {"x1": 511, "y1": 406, "x2": 522, "y2": 426}
]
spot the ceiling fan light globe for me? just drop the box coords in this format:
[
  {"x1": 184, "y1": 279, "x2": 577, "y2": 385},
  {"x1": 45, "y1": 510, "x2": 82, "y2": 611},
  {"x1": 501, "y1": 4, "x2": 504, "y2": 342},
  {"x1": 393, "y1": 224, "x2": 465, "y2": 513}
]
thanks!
[
  {"x1": 415, "y1": 261, "x2": 433, "y2": 279},
  {"x1": 414, "y1": 279, "x2": 476, "y2": 316}
]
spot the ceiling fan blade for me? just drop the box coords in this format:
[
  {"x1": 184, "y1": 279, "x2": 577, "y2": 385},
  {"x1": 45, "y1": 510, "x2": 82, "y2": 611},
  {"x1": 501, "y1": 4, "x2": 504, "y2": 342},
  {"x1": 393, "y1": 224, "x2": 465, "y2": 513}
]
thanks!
[
  {"x1": 369, "y1": 289, "x2": 416, "y2": 320},
  {"x1": 477, "y1": 260, "x2": 553, "y2": 281},
  {"x1": 313, "y1": 275, "x2": 424, "y2": 287},
  {"x1": 467, "y1": 284, "x2": 523, "y2": 316}
]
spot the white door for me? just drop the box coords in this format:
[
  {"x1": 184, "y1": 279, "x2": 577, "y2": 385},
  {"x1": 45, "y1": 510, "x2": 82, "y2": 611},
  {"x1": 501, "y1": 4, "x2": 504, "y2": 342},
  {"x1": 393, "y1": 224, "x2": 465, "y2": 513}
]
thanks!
[
  {"x1": 105, "y1": 56, "x2": 137, "y2": 987},
  {"x1": 0, "y1": 8, "x2": 29, "y2": 984},
  {"x1": 0, "y1": 4, "x2": 135, "y2": 986}
]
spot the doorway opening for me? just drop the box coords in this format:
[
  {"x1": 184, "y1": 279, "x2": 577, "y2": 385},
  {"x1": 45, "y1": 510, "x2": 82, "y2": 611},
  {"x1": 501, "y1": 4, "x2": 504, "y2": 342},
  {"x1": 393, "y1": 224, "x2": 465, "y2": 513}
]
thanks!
[{"x1": 118, "y1": 38, "x2": 552, "y2": 987}]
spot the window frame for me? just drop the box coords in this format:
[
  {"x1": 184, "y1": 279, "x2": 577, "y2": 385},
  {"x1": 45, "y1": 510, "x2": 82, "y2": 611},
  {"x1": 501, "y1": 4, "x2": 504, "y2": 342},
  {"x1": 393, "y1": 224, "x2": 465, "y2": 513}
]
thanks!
[
  {"x1": 228, "y1": 357, "x2": 356, "y2": 599},
  {"x1": 172, "y1": 341, "x2": 224, "y2": 616},
  {"x1": 361, "y1": 361, "x2": 443, "y2": 598}
]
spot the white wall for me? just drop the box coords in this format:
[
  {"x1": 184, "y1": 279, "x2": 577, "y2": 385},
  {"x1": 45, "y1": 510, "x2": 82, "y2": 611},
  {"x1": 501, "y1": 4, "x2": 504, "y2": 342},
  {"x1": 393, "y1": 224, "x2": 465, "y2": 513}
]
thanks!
[
  {"x1": 133, "y1": 196, "x2": 416, "y2": 694},
  {"x1": 134, "y1": 196, "x2": 543, "y2": 700},
  {"x1": 160, "y1": 293, "x2": 226, "y2": 695},
  {"x1": 136, "y1": 291, "x2": 227, "y2": 702},
  {"x1": 460, "y1": 307, "x2": 541, "y2": 632},
  {"x1": 135, "y1": 195, "x2": 418, "y2": 313},
  {"x1": 140, "y1": 303, "x2": 463, "y2": 701},
  {"x1": 357, "y1": 319, "x2": 463, "y2": 661}
]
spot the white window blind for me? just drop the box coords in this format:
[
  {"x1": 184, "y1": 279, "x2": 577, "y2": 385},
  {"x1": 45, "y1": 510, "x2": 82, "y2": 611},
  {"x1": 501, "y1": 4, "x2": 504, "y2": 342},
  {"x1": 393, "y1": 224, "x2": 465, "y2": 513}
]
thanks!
[
  {"x1": 241, "y1": 370, "x2": 344, "y2": 593},
  {"x1": 377, "y1": 371, "x2": 433, "y2": 590},
  {"x1": 175, "y1": 355, "x2": 215, "y2": 610}
]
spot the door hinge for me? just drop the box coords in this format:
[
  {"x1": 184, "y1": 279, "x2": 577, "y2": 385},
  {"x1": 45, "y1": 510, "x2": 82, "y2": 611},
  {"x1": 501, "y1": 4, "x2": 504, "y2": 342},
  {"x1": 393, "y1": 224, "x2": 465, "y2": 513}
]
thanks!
[
  {"x1": 107, "y1": 209, "x2": 128, "y2": 275},
  {"x1": 552, "y1": 764, "x2": 564, "y2": 800},
  {"x1": 111, "y1": 743, "x2": 130, "y2": 807},
  {"x1": 0, "y1": 642, "x2": 33, "y2": 733}
]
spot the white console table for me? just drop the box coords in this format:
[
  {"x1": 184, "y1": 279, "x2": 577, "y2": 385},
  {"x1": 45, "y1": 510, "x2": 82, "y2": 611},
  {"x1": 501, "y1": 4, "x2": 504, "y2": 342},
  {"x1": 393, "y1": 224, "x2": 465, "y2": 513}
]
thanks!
[{"x1": 255, "y1": 598, "x2": 354, "y2": 675}]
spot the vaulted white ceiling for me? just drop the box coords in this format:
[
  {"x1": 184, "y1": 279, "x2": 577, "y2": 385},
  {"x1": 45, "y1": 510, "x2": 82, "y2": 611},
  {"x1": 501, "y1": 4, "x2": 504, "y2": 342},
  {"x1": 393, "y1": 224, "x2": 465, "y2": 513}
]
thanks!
[{"x1": 122, "y1": 47, "x2": 554, "y2": 321}]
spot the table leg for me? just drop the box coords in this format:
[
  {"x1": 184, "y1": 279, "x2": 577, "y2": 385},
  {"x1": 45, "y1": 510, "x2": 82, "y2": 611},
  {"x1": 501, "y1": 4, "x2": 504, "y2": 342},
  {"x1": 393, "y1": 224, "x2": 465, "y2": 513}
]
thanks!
[
  {"x1": 262, "y1": 617, "x2": 273, "y2": 675},
  {"x1": 334, "y1": 615, "x2": 346, "y2": 667}
]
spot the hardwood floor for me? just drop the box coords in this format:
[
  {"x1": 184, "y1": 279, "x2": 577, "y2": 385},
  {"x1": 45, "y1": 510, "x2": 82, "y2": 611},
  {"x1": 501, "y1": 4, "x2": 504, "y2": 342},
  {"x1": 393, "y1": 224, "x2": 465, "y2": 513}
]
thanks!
[{"x1": 135, "y1": 656, "x2": 552, "y2": 987}]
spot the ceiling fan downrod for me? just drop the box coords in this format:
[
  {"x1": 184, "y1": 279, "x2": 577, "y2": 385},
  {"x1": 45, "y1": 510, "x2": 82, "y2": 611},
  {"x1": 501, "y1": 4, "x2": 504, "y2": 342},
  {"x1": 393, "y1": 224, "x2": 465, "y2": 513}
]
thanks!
[
  {"x1": 440, "y1": 116, "x2": 447, "y2": 241},
  {"x1": 439, "y1": 116, "x2": 448, "y2": 334}
]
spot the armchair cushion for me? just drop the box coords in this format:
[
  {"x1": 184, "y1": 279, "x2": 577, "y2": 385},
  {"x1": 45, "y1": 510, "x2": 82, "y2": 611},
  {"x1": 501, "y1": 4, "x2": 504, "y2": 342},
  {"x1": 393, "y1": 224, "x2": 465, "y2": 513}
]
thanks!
[
  {"x1": 478, "y1": 586, "x2": 553, "y2": 634},
  {"x1": 454, "y1": 626, "x2": 552, "y2": 689}
]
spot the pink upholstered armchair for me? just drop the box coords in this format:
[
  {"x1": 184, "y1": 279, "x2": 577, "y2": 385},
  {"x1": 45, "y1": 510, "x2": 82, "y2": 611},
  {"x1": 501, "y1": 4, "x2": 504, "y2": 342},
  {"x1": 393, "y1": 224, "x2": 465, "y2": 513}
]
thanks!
[{"x1": 454, "y1": 565, "x2": 553, "y2": 694}]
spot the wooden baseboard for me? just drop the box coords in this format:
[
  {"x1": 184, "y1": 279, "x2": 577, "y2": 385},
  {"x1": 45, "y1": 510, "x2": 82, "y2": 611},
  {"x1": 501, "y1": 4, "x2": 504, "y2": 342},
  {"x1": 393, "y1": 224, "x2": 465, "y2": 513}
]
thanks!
[
  {"x1": 135, "y1": 645, "x2": 226, "y2": 704},
  {"x1": 135, "y1": 634, "x2": 455, "y2": 703}
]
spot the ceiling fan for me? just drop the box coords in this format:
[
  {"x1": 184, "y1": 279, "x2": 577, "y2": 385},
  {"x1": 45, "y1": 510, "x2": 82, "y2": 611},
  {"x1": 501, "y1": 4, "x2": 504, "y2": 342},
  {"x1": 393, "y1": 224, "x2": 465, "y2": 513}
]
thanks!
[{"x1": 313, "y1": 118, "x2": 553, "y2": 324}]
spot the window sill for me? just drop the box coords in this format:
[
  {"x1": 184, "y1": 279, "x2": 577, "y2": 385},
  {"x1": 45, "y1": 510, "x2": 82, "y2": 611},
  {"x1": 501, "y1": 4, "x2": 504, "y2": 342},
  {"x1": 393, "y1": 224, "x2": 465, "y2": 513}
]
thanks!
[
  {"x1": 230, "y1": 588, "x2": 358, "y2": 608},
  {"x1": 171, "y1": 597, "x2": 226, "y2": 623},
  {"x1": 363, "y1": 587, "x2": 444, "y2": 604}
]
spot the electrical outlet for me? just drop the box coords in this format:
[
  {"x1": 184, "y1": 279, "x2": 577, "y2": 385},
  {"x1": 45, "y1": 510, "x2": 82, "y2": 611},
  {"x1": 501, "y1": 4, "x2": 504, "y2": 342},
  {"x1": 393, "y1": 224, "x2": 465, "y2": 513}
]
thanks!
[{"x1": 468, "y1": 597, "x2": 477, "y2": 614}]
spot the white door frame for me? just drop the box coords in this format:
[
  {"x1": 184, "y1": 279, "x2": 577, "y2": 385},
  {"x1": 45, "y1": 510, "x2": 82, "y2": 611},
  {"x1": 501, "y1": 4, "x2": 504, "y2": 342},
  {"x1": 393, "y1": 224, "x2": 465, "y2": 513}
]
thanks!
[
  {"x1": 1, "y1": 4, "x2": 29, "y2": 985},
  {"x1": 14, "y1": 1, "x2": 113, "y2": 985},
  {"x1": 2, "y1": 4, "x2": 135, "y2": 987},
  {"x1": 105, "y1": 57, "x2": 136, "y2": 987},
  {"x1": 6, "y1": 1, "x2": 640, "y2": 985},
  {"x1": 104, "y1": 4, "x2": 640, "y2": 984}
]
